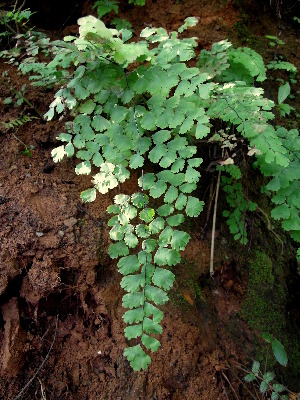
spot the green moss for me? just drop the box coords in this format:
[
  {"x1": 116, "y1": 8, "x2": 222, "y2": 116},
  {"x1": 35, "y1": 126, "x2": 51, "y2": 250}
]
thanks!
[
  {"x1": 169, "y1": 289, "x2": 190, "y2": 310},
  {"x1": 169, "y1": 258, "x2": 206, "y2": 309},
  {"x1": 194, "y1": 282, "x2": 205, "y2": 300},
  {"x1": 242, "y1": 250, "x2": 286, "y2": 335},
  {"x1": 242, "y1": 250, "x2": 300, "y2": 390}
]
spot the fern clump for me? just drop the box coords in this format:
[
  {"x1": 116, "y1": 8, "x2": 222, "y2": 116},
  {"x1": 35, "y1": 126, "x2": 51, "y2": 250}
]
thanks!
[{"x1": 16, "y1": 15, "x2": 298, "y2": 370}]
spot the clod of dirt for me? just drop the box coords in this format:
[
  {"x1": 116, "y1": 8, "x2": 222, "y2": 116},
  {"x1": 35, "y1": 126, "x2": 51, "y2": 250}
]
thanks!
[
  {"x1": 20, "y1": 255, "x2": 60, "y2": 304},
  {"x1": 64, "y1": 217, "x2": 78, "y2": 228},
  {"x1": 0, "y1": 298, "x2": 26, "y2": 377}
]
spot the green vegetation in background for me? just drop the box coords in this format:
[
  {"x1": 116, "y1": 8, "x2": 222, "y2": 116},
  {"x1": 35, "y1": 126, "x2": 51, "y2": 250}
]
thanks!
[{"x1": 92, "y1": 0, "x2": 145, "y2": 18}]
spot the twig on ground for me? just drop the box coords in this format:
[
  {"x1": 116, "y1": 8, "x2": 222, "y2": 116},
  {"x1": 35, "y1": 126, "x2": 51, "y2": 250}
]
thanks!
[
  {"x1": 13, "y1": 0, "x2": 26, "y2": 14},
  {"x1": 13, "y1": 315, "x2": 59, "y2": 400},
  {"x1": 0, "y1": 17, "x2": 17, "y2": 34},
  {"x1": 38, "y1": 379, "x2": 47, "y2": 400},
  {"x1": 17, "y1": 0, "x2": 26, "y2": 12},
  {"x1": 10, "y1": 131, "x2": 27, "y2": 148},
  {"x1": 221, "y1": 371, "x2": 240, "y2": 400},
  {"x1": 220, "y1": 372, "x2": 230, "y2": 400},
  {"x1": 77, "y1": 203, "x2": 103, "y2": 227},
  {"x1": 210, "y1": 168, "x2": 221, "y2": 277},
  {"x1": 226, "y1": 361, "x2": 259, "y2": 400},
  {"x1": 256, "y1": 206, "x2": 284, "y2": 255},
  {"x1": 201, "y1": 181, "x2": 216, "y2": 238}
]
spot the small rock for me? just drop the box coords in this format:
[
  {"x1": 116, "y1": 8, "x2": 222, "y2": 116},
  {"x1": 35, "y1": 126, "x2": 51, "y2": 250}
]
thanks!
[
  {"x1": 36, "y1": 231, "x2": 44, "y2": 237},
  {"x1": 63, "y1": 217, "x2": 77, "y2": 228},
  {"x1": 98, "y1": 372, "x2": 105, "y2": 382},
  {"x1": 30, "y1": 187, "x2": 39, "y2": 194},
  {"x1": 58, "y1": 230, "x2": 65, "y2": 238}
]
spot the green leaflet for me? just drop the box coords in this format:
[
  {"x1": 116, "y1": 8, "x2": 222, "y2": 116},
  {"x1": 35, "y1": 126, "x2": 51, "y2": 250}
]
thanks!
[
  {"x1": 141, "y1": 263, "x2": 156, "y2": 283},
  {"x1": 149, "y1": 143, "x2": 167, "y2": 163},
  {"x1": 186, "y1": 196, "x2": 204, "y2": 217},
  {"x1": 138, "y1": 251, "x2": 151, "y2": 265},
  {"x1": 196, "y1": 122, "x2": 210, "y2": 138},
  {"x1": 107, "y1": 204, "x2": 120, "y2": 214},
  {"x1": 175, "y1": 193, "x2": 187, "y2": 210},
  {"x1": 150, "y1": 180, "x2": 167, "y2": 198},
  {"x1": 79, "y1": 99, "x2": 96, "y2": 114},
  {"x1": 145, "y1": 284, "x2": 169, "y2": 305},
  {"x1": 115, "y1": 194, "x2": 130, "y2": 205},
  {"x1": 154, "y1": 247, "x2": 181, "y2": 266},
  {"x1": 124, "y1": 324, "x2": 143, "y2": 339},
  {"x1": 52, "y1": 145, "x2": 66, "y2": 163},
  {"x1": 271, "y1": 204, "x2": 290, "y2": 220},
  {"x1": 109, "y1": 241, "x2": 129, "y2": 259},
  {"x1": 138, "y1": 173, "x2": 156, "y2": 190},
  {"x1": 121, "y1": 273, "x2": 144, "y2": 294},
  {"x1": 142, "y1": 239, "x2": 157, "y2": 253},
  {"x1": 180, "y1": 182, "x2": 197, "y2": 193},
  {"x1": 164, "y1": 186, "x2": 178, "y2": 203},
  {"x1": 109, "y1": 223, "x2": 124, "y2": 241},
  {"x1": 124, "y1": 345, "x2": 151, "y2": 371},
  {"x1": 158, "y1": 226, "x2": 173, "y2": 247},
  {"x1": 149, "y1": 217, "x2": 165, "y2": 234},
  {"x1": 171, "y1": 158, "x2": 185, "y2": 173},
  {"x1": 171, "y1": 230, "x2": 190, "y2": 250},
  {"x1": 136, "y1": 224, "x2": 150, "y2": 238},
  {"x1": 141, "y1": 112, "x2": 156, "y2": 130},
  {"x1": 157, "y1": 204, "x2": 174, "y2": 216},
  {"x1": 80, "y1": 188, "x2": 97, "y2": 202},
  {"x1": 140, "y1": 208, "x2": 155, "y2": 223},
  {"x1": 272, "y1": 339, "x2": 288, "y2": 366},
  {"x1": 91, "y1": 115, "x2": 110, "y2": 132},
  {"x1": 123, "y1": 308, "x2": 144, "y2": 324},
  {"x1": 132, "y1": 192, "x2": 148, "y2": 208},
  {"x1": 157, "y1": 170, "x2": 184, "y2": 186},
  {"x1": 152, "y1": 130, "x2": 171, "y2": 144},
  {"x1": 142, "y1": 334, "x2": 161, "y2": 352},
  {"x1": 159, "y1": 150, "x2": 177, "y2": 168},
  {"x1": 117, "y1": 255, "x2": 141, "y2": 275},
  {"x1": 122, "y1": 292, "x2": 144, "y2": 308},
  {"x1": 166, "y1": 214, "x2": 185, "y2": 226},
  {"x1": 152, "y1": 267, "x2": 175, "y2": 291},
  {"x1": 124, "y1": 233, "x2": 139, "y2": 248},
  {"x1": 75, "y1": 161, "x2": 92, "y2": 175},
  {"x1": 144, "y1": 301, "x2": 164, "y2": 322},
  {"x1": 129, "y1": 154, "x2": 144, "y2": 169},
  {"x1": 143, "y1": 317, "x2": 163, "y2": 334}
]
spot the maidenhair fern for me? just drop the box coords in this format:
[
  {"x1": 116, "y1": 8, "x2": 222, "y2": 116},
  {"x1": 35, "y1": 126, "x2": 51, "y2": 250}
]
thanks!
[{"x1": 15, "y1": 15, "x2": 299, "y2": 370}]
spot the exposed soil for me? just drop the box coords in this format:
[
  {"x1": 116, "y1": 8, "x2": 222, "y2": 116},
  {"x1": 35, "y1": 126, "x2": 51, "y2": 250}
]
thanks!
[{"x1": 0, "y1": 0, "x2": 299, "y2": 399}]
